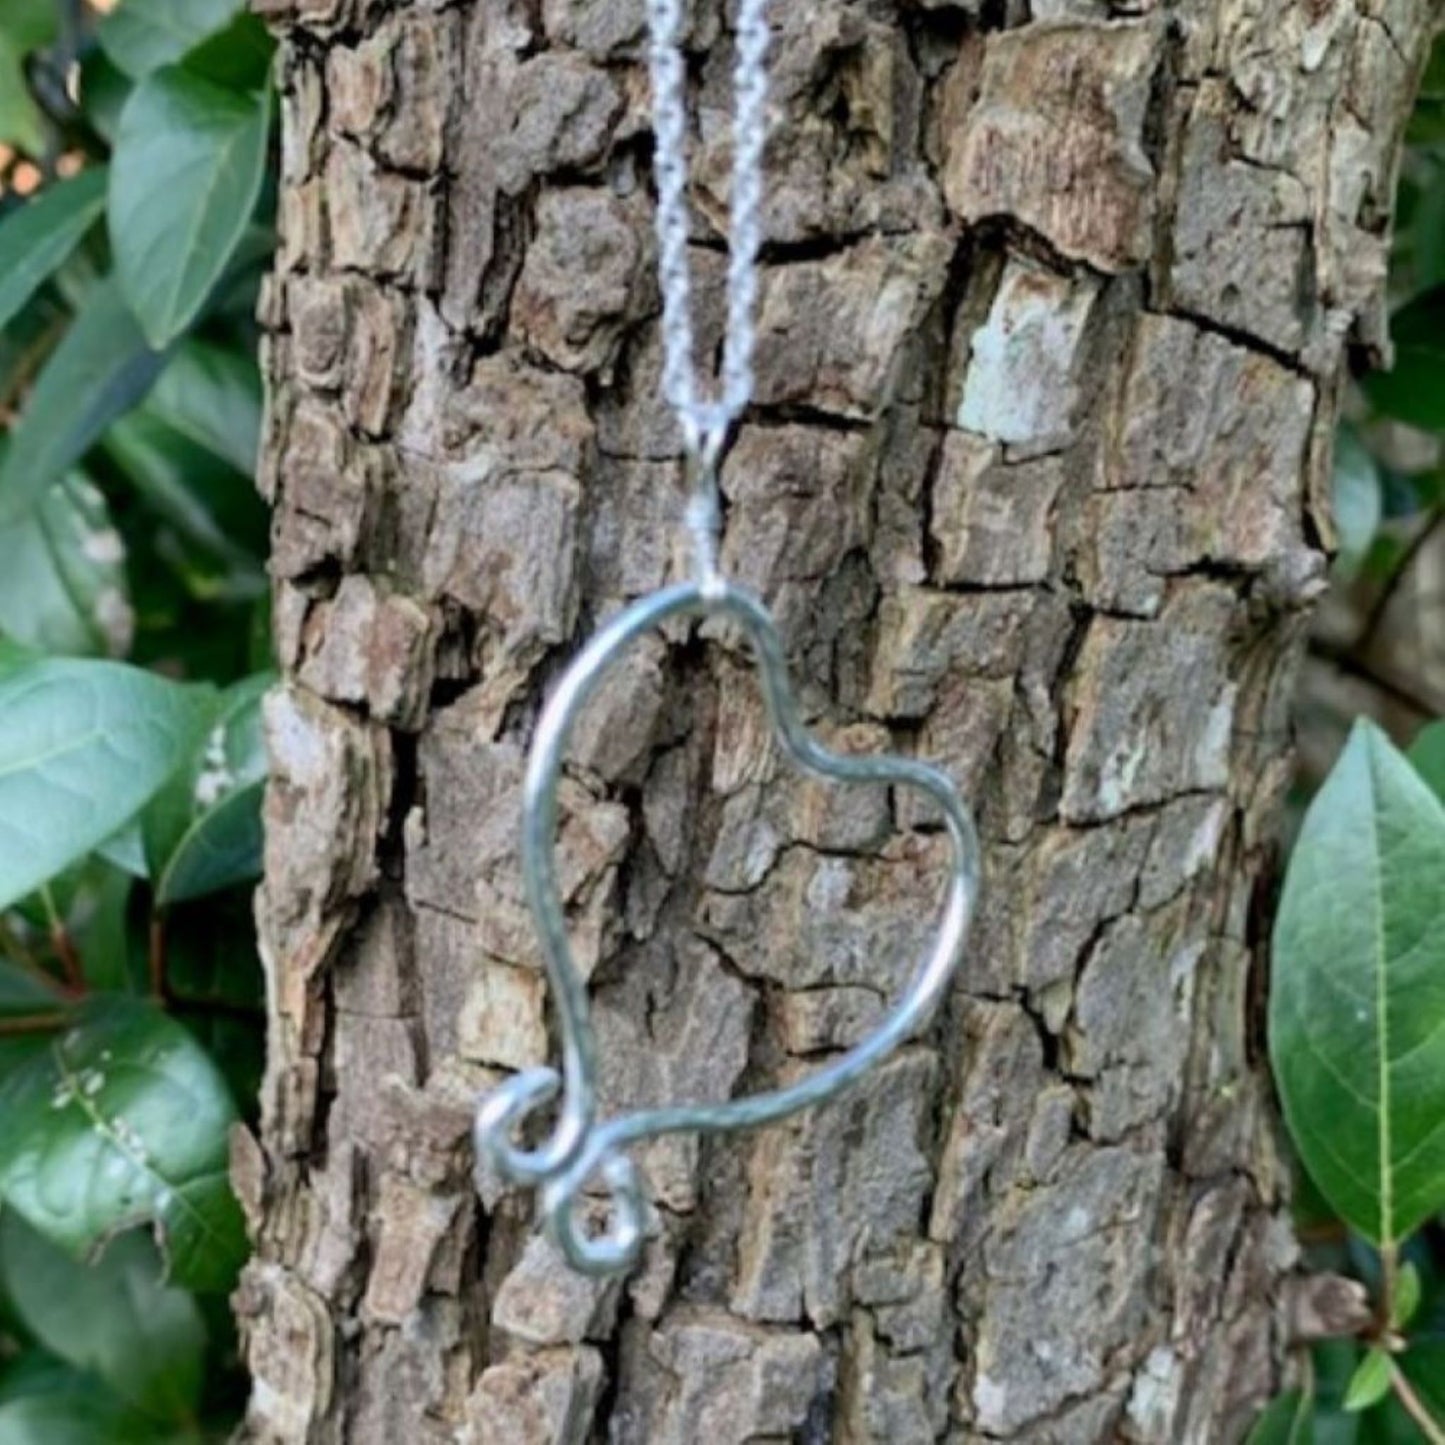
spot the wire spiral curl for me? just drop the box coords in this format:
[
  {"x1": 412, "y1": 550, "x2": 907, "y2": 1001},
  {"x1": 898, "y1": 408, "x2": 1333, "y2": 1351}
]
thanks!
[
  {"x1": 474, "y1": 0, "x2": 980, "y2": 1278},
  {"x1": 475, "y1": 582, "x2": 981, "y2": 1275}
]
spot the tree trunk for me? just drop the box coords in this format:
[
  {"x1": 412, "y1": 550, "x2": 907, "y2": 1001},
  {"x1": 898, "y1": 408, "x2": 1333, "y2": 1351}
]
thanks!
[{"x1": 237, "y1": 0, "x2": 1436, "y2": 1440}]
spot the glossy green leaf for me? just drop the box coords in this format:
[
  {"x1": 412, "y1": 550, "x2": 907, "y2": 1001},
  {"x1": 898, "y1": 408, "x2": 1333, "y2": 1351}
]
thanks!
[
  {"x1": 78, "y1": 48, "x2": 132, "y2": 146},
  {"x1": 1391, "y1": 1261, "x2": 1422, "y2": 1329},
  {"x1": 1344, "y1": 1350, "x2": 1392, "y2": 1413},
  {"x1": 1248, "y1": 1391, "x2": 1315, "y2": 1445},
  {"x1": 1332, "y1": 430, "x2": 1383, "y2": 579},
  {"x1": 1363, "y1": 288, "x2": 1445, "y2": 431},
  {"x1": 0, "y1": 170, "x2": 107, "y2": 335},
  {"x1": 1412, "y1": 166, "x2": 1445, "y2": 294},
  {"x1": 0, "y1": 996, "x2": 246, "y2": 1291},
  {"x1": 65, "y1": 863, "x2": 141, "y2": 996},
  {"x1": 110, "y1": 67, "x2": 270, "y2": 348},
  {"x1": 0, "y1": 473, "x2": 131, "y2": 658},
  {"x1": 0, "y1": 658, "x2": 196, "y2": 910},
  {"x1": 144, "y1": 672, "x2": 271, "y2": 905},
  {"x1": 95, "y1": 820, "x2": 148, "y2": 881},
  {"x1": 1313, "y1": 1341, "x2": 1366, "y2": 1445},
  {"x1": 0, "y1": 0, "x2": 58, "y2": 52},
  {"x1": 0, "y1": 280, "x2": 166, "y2": 526},
  {"x1": 0, "y1": 1213, "x2": 204, "y2": 1421},
  {"x1": 0, "y1": 961, "x2": 67, "y2": 1018},
  {"x1": 1408, "y1": 720, "x2": 1445, "y2": 803},
  {"x1": 0, "y1": 1353, "x2": 79, "y2": 1407},
  {"x1": 1270, "y1": 719, "x2": 1445, "y2": 1246},
  {"x1": 102, "y1": 408, "x2": 267, "y2": 583},
  {"x1": 181, "y1": 10, "x2": 275, "y2": 92},
  {"x1": 1399, "y1": 1341, "x2": 1445, "y2": 1421},
  {"x1": 0, "y1": 638, "x2": 36, "y2": 674},
  {"x1": 97, "y1": 0, "x2": 242, "y2": 79},
  {"x1": 0, "y1": 1390, "x2": 158, "y2": 1445},
  {"x1": 146, "y1": 339, "x2": 263, "y2": 478},
  {"x1": 0, "y1": 31, "x2": 44, "y2": 154}
]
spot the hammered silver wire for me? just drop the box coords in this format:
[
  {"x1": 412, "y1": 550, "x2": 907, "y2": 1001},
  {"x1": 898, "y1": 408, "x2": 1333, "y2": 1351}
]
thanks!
[{"x1": 473, "y1": 0, "x2": 982, "y2": 1277}]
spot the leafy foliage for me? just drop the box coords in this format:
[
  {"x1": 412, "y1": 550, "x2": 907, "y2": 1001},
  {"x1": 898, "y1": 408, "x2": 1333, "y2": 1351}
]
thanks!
[
  {"x1": 1256, "y1": 31, "x2": 1445, "y2": 1443},
  {"x1": 1247, "y1": 1391, "x2": 1314, "y2": 1445},
  {"x1": 0, "y1": 0, "x2": 275, "y2": 1432},
  {"x1": 0, "y1": 1213, "x2": 205, "y2": 1422},
  {"x1": 1270, "y1": 720, "x2": 1445, "y2": 1247},
  {"x1": 0, "y1": 170, "x2": 106, "y2": 333},
  {"x1": 109, "y1": 66, "x2": 271, "y2": 347}
]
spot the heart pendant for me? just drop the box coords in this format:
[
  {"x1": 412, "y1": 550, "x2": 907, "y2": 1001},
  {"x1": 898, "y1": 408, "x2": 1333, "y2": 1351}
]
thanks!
[{"x1": 475, "y1": 577, "x2": 981, "y2": 1275}]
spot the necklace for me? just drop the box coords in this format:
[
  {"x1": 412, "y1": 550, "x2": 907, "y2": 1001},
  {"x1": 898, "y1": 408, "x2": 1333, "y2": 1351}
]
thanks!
[{"x1": 474, "y1": 0, "x2": 981, "y2": 1278}]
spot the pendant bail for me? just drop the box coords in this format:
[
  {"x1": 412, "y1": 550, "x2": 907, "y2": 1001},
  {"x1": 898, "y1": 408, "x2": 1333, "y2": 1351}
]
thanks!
[{"x1": 681, "y1": 411, "x2": 729, "y2": 592}]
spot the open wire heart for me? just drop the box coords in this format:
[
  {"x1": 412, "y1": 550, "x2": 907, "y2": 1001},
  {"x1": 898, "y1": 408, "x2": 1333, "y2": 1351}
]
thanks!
[{"x1": 474, "y1": 577, "x2": 981, "y2": 1275}]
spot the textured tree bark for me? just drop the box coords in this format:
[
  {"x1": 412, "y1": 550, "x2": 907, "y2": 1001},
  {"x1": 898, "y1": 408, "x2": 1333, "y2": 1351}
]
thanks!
[{"x1": 237, "y1": 0, "x2": 1437, "y2": 1441}]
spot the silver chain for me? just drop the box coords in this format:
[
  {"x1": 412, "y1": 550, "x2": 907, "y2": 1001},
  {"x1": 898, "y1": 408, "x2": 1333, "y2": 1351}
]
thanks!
[{"x1": 645, "y1": 0, "x2": 771, "y2": 584}]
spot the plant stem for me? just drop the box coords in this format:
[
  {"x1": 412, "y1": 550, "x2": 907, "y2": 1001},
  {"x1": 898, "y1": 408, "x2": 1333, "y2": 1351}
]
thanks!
[
  {"x1": 148, "y1": 911, "x2": 168, "y2": 1001},
  {"x1": 1380, "y1": 1242, "x2": 1400, "y2": 1328},
  {"x1": 0, "y1": 918, "x2": 62, "y2": 989},
  {"x1": 39, "y1": 885, "x2": 83, "y2": 992},
  {"x1": 1391, "y1": 1364, "x2": 1445, "y2": 1445}
]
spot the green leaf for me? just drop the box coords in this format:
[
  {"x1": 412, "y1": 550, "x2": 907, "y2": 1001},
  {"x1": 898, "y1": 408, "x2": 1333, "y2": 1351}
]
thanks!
[
  {"x1": 1332, "y1": 430, "x2": 1382, "y2": 579},
  {"x1": 0, "y1": 0, "x2": 58, "y2": 52},
  {"x1": 67, "y1": 863, "x2": 142, "y2": 995},
  {"x1": 0, "y1": 472, "x2": 131, "y2": 658},
  {"x1": 0, "y1": 1390, "x2": 159, "y2": 1445},
  {"x1": 110, "y1": 66, "x2": 271, "y2": 348},
  {"x1": 78, "y1": 48, "x2": 132, "y2": 146},
  {"x1": 95, "y1": 821, "x2": 148, "y2": 881},
  {"x1": 144, "y1": 672, "x2": 271, "y2": 905},
  {"x1": 1399, "y1": 1341, "x2": 1445, "y2": 1421},
  {"x1": 0, "y1": 1352, "x2": 79, "y2": 1407},
  {"x1": 97, "y1": 0, "x2": 242, "y2": 79},
  {"x1": 102, "y1": 408, "x2": 267, "y2": 582},
  {"x1": 1364, "y1": 288, "x2": 1445, "y2": 431},
  {"x1": 1344, "y1": 1350, "x2": 1393, "y2": 1413},
  {"x1": 0, "y1": 31, "x2": 45, "y2": 155},
  {"x1": 1314, "y1": 1340, "x2": 1367, "y2": 1445},
  {"x1": 0, "y1": 996, "x2": 246, "y2": 1291},
  {"x1": 1410, "y1": 166, "x2": 1445, "y2": 295},
  {"x1": 0, "y1": 1213, "x2": 204, "y2": 1421},
  {"x1": 181, "y1": 10, "x2": 275, "y2": 92},
  {"x1": 146, "y1": 339, "x2": 263, "y2": 478},
  {"x1": 0, "y1": 280, "x2": 166, "y2": 526},
  {"x1": 1408, "y1": 720, "x2": 1445, "y2": 804},
  {"x1": 1248, "y1": 1391, "x2": 1315, "y2": 1445},
  {"x1": 0, "y1": 961, "x2": 66, "y2": 1018},
  {"x1": 0, "y1": 657, "x2": 197, "y2": 911},
  {"x1": 1391, "y1": 1261, "x2": 1422, "y2": 1329},
  {"x1": 0, "y1": 170, "x2": 107, "y2": 335},
  {"x1": 1269, "y1": 718, "x2": 1445, "y2": 1246}
]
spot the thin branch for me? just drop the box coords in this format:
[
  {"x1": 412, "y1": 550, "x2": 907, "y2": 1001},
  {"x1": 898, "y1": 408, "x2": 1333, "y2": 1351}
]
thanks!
[
  {"x1": 39, "y1": 885, "x2": 82, "y2": 992},
  {"x1": 148, "y1": 911, "x2": 167, "y2": 1002},
  {"x1": 1309, "y1": 637, "x2": 1443, "y2": 721},
  {"x1": 0, "y1": 947, "x2": 71, "y2": 1000},
  {"x1": 1391, "y1": 1364, "x2": 1445, "y2": 1445},
  {"x1": 1359, "y1": 505, "x2": 1445, "y2": 649},
  {"x1": 1380, "y1": 1242, "x2": 1400, "y2": 1331},
  {"x1": 0, "y1": 916, "x2": 54, "y2": 981}
]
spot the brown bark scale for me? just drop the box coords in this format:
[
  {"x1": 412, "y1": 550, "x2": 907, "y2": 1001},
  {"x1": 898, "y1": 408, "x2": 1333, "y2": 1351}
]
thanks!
[{"x1": 237, "y1": 0, "x2": 1437, "y2": 1440}]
